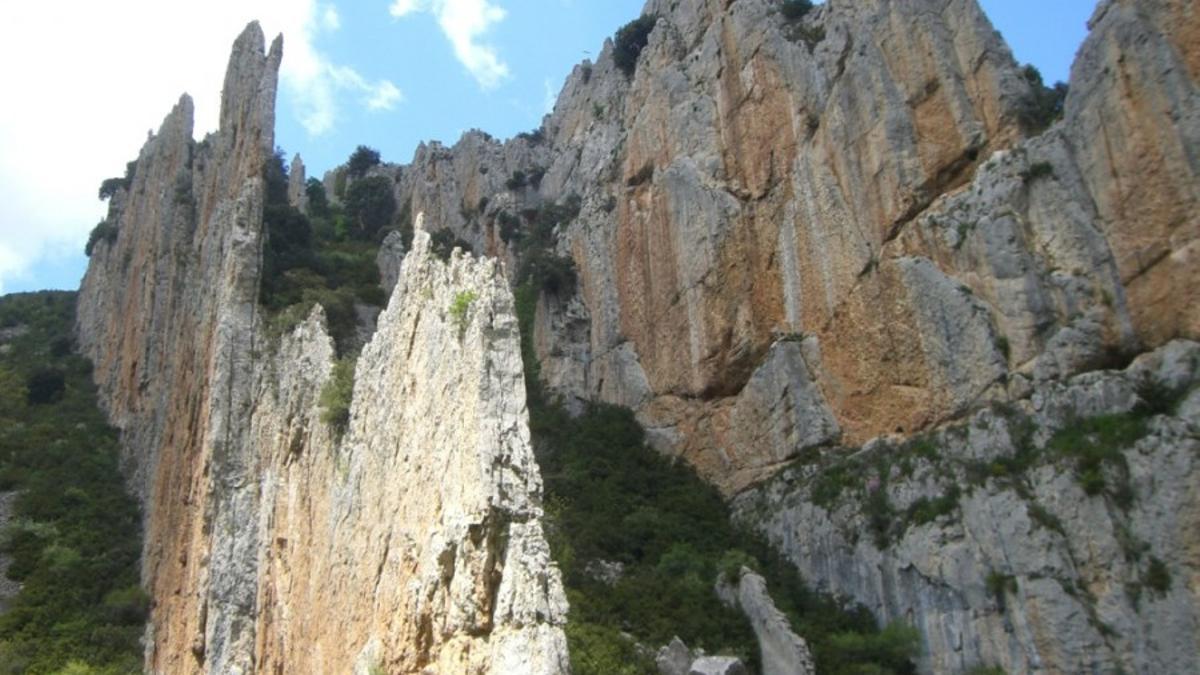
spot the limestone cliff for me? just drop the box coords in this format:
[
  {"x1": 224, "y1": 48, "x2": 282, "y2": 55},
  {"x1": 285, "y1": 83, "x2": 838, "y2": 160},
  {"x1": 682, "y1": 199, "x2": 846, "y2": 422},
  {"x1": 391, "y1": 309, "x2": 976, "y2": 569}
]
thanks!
[
  {"x1": 343, "y1": 0, "x2": 1197, "y2": 498},
  {"x1": 733, "y1": 340, "x2": 1200, "y2": 674},
  {"x1": 75, "y1": 0, "x2": 1200, "y2": 673},
  {"x1": 77, "y1": 23, "x2": 566, "y2": 674},
  {"x1": 289, "y1": 1, "x2": 1199, "y2": 671}
]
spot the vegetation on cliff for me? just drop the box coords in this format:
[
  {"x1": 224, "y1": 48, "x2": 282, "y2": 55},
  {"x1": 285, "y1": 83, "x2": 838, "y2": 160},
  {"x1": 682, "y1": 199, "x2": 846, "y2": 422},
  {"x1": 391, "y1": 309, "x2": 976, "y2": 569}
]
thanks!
[
  {"x1": 0, "y1": 292, "x2": 144, "y2": 675},
  {"x1": 260, "y1": 148, "x2": 392, "y2": 355},
  {"x1": 515, "y1": 284, "x2": 918, "y2": 675}
]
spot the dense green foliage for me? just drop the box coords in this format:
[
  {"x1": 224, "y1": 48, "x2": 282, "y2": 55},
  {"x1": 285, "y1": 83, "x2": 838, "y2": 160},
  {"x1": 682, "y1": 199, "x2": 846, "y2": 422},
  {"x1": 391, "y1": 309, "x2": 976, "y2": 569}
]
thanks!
[
  {"x1": 0, "y1": 292, "x2": 144, "y2": 674},
  {"x1": 259, "y1": 148, "x2": 388, "y2": 356},
  {"x1": 344, "y1": 176, "x2": 397, "y2": 239},
  {"x1": 429, "y1": 228, "x2": 473, "y2": 263},
  {"x1": 305, "y1": 178, "x2": 329, "y2": 216},
  {"x1": 503, "y1": 196, "x2": 580, "y2": 296},
  {"x1": 83, "y1": 221, "x2": 117, "y2": 257},
  {"x1": 346, "y1": 145, "x2": 382, "y2": 178},
  {"x1": 1017, "y1": 65, "x2": 1069, "y2": 134},
  {"x1": 613, "y1": 15, "x2": 658, "y2": 77},
  {"x1": 515, "y1": 283, "x2": 918, "y2": 675},
  {"x1": 96, "y1": 161, "x2": 137, "y2": 201}
]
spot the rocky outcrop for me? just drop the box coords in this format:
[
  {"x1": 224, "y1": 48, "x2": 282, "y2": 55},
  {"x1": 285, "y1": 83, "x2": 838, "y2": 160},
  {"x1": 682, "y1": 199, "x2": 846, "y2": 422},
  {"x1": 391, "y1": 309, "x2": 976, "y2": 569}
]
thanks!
[
  {"x1": 77, "y1": 24, "x2": 566, "y2": 674},
  {"x1": 287, "y1": 153, "x2": 307, "y2": 212},
  {"x1": 249, "y1": 219, "x2": 569, "y2": 673},
  {"x1": 377, "y1": 229, "x2": 407, "y2": 293},
  {"x1": 320, "y1": 0, "x2": 1196, "y2": 497},
  {"x1": 734, "y1": 340, "x2": 1200, "y2": 674},
  {"x1": 717, "y1": 569, "x2": 815, "y2": 675}
]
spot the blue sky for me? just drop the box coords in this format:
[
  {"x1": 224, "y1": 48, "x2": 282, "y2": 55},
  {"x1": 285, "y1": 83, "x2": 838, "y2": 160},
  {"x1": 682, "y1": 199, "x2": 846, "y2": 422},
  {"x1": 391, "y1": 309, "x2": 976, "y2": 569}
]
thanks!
[{"x1": 0, "y1": 0, "x2": 1097, "y2": 295}]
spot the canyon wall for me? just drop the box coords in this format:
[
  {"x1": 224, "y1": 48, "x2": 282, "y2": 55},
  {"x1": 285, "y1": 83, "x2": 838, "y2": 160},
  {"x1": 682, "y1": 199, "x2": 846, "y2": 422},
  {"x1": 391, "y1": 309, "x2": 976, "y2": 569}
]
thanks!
[
  {"x1": 74, "y1": 0, "x2": 1200, "y2": 673},
  {"x1": 347, "y1": 0, "x2": 1197, "y2": 497},
  {"x1": 299, "y1": 1, "x2": 1197, "y2": 671},
  {"x1": 77, "y1": 23, "x2": 566, "y2": 674},
  {"x1": 734, "y1": 340, "x2": 1200, "y2": 674}
]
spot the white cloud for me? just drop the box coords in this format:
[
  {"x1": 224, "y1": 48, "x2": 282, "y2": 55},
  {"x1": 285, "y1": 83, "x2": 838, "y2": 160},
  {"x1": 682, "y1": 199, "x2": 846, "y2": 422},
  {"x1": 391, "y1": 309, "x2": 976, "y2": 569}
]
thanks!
[
  {"x1": 278, "y1": 2, "x2": 403, "y2": 136},
  {"x1": 389, "y1": 0, "x2": 510, "y2": 89},
  {"x1": 321, "y1": 4, "x2": 341, "y2": 30},
  {"x1": 0, "y1": 1, "x2": 399, "y2": 293}
]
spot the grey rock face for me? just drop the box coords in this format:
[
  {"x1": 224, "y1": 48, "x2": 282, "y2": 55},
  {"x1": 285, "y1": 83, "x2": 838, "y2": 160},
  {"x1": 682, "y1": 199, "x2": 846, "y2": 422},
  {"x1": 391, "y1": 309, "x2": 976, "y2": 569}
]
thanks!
[
  {"x1": 689, "y1": 656, "x2": 748, "y2": 675},
  {"x1": 308, "y1": 0, "x2": 1196, "y2": 499},
  {"x1": 656, "y1": 636, "x2": 693, "y2": 675},
  {"x1": 287, "y1": 152, "x2": 307, "y2": 211},
  {"x1": 76, "y1": 24, "x2": 568, "y2": 674},
  {"x1": 375, "y1": 229, "x2": 406, "y2": 294},
  {"x1": 77, "y1": 22, "x2": 281, "y2": 673},
  {"x1": 734, "y1": 341, "x2": 1200, "y2": 674},
  {"x1": 717, "y1": 568, "x2": 815, "y2": 675}
]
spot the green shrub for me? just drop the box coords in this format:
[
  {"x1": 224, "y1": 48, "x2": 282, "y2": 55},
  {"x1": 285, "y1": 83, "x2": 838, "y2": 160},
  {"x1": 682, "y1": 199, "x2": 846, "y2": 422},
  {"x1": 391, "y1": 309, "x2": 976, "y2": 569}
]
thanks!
[
  {"x1": 1135, "y1": 378, "x2": 1187, "y2": 417},
  {"x1": 566, "y1": 621, "x2": 655, "y2": 675},
  {"x1": 263, "y1": 147, "x2": 289, "y2": 205},
  {"x1": 305, "y1": 177, "x2": 329, "y2": 215},
  {"x1": 319, "y1": 358, "x2": 356, "y2": 435},
  {"x1": 430, "y1": 228, "x2": 473, "y2": 262},
  {"x1": 449, "y1": 291, "x2": 478, "y2": 335},
  {"x1": 1021, "y1": 162, "x2": 1055, "y2": 183},
  {"x1": 344, "y1": 176, "x2": 396, "y2": 240},
  {"x1": 1027, "y1": 502, "x2": 1065, "y2": 535},
  {"x1": 986, "y1": 571, "x2": 1017, "y2": 606},
  {"x1": 865, "y1": 488, "x2": 894, "y2": 548},
  {"x1": 781, "y1": 0, "x2": 814, "y2": 21},
  {"x1": 1047, "y1": 413, "x2": 1146, "y2": 502},
  {"x1": 718, "y1": 549, "x2": 757, "y2": 581},
  {"x1": 505, "y1": 170, "x2": 527, "y2": 191},
  {"x1": 101, "y1": 585, "x2": 150, "y2": 625},
  {"x1": 906, "y1": 487, "x2": 960, "y2": 528},
  {"x1": 84, "y1": 221, "x2": 118, "y2": 257},
  {"x1": 347, "y1": 145, "x2": 382, "y2": 178},
  {"x1": 518, "y1": 250, "x2": 577, "y2": 296},
  {"x1": 96, "y1": 179, "x2": 126, "y2": 201},
  {"x1": 497, "y1": 211, "x2": 521, "y2": 243},
  {"x1": 26, "y1": 369, "x2": 65, "y2": 405},
  {"x1": 1145, "y1": 557, "x2": 1171, "y2": 594},
  {"x1": 97, "y1": 161, "x2": 137, "y2": 201},
  {"x1": 825, "y1": 622, "x2": 920, "y2": 673},
  {"x1": 613, "y1": 15, "x2": 657, "y2": 77},
  {"x1": 1017, "y1": 65, "x2": 1068, "y2": 134},
  {"x1": 0, "y1": 366, "x2": 28, "y2": 415}
]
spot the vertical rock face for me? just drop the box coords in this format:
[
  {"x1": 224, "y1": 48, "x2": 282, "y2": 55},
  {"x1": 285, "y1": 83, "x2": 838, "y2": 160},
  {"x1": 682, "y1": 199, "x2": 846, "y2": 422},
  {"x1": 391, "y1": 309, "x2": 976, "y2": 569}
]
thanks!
[
  {"x1": 250, "y1": 219, "x2": 568, "y2": 674},
  {"x1": 734, "y1": 341, "x2": 1200, "y2": 674},
  {"x1": 717, "y1": 569, "x2": 815, "y2": 675},
  {"x1": 1064, "y1": 0, "x2": 1200, "y2": 346},
  {"x1": 77, "y1": 21, "x2": 280, "y2": 673},
  {"x1": 76, "y1": 24, "x2": 566, "y2": 674},
  {"x1": 334, "y1": 0, "x2": 1195, "y2": 497}
]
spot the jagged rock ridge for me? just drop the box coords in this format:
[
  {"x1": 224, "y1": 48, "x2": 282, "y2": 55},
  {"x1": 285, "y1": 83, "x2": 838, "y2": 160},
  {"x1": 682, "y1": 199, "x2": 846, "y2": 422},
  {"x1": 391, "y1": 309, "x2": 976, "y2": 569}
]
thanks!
[
  {"x1": 77, "y1": 23, "x2": 566, "y2": 674},
  {"x1": 338, "y1": 0, "x2": 1197, "y2": 497},
  {"x1": 299, "y1": 0, "x2": 1197, "y2": 671}
]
